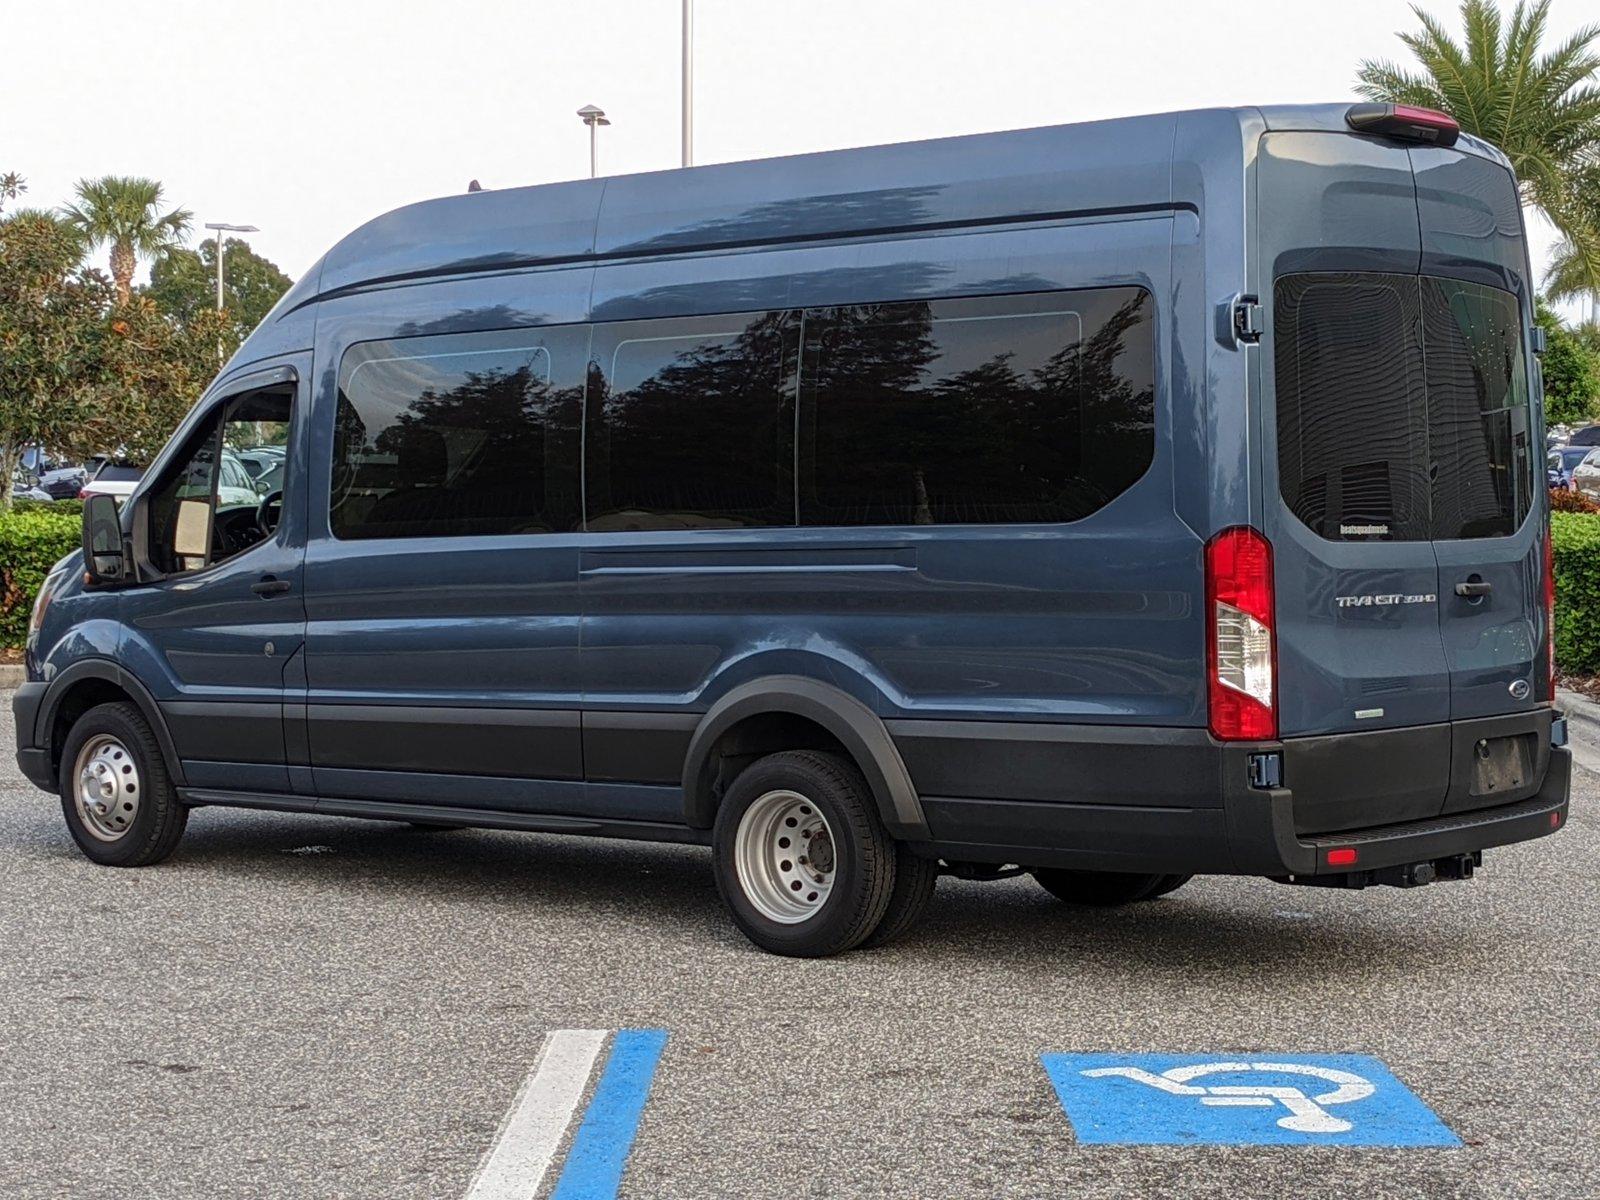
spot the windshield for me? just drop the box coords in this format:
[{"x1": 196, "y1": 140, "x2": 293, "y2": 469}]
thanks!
[{"x1": 1274, "y1": 273, "x2": 1533, "y2": 542}]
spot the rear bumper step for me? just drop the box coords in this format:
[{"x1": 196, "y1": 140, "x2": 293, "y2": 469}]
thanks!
[{"x1": 1253, "y1": 757, "x2": 1569, "y2": 879}]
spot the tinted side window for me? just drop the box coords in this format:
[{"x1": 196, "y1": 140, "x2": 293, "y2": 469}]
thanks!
[
  {"x1": 584, "y1": 311, "x2": 799, "y2": 531},
  {"x1": 797, "y1": 288, "x2": 1154, "y2": 526},
  {"x1": 332, "y1": 328, "x2": 582, "y2": 539}
]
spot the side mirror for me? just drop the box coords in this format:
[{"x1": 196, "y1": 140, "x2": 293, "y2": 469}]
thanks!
[{"x1": 81, "y1": 494, "x2": 126, "y2": 584}]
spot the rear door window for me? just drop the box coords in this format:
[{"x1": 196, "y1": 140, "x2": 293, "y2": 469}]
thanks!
[
  {"x1": 1273, "y1": 272, "x2": 1533, "y2": 542},
  {"x1": 1422, "y1": 277, "x2": 1531, "y2": 539}
]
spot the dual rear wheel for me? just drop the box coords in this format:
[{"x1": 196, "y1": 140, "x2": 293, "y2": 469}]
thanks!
[{"x1": 712, "y1": 750, "x2": 938, "y2": 957}]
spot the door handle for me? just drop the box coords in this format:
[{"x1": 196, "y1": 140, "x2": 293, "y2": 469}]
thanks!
[
  {"x1": 252, "y1": 576, "x2": 292, "y2": 597},
  {"x1": 1454, "y1": 580, "x2": 1492, "y2": 598}
]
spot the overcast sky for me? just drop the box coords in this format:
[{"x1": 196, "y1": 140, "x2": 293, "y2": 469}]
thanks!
[{"x1": 6, "y1": 0, "x2": 1592, "y2": 315}]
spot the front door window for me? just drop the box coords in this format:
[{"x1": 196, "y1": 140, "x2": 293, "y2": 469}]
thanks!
[{"x1": 146, "y1": 387, "x2": 293, "y2": 575}]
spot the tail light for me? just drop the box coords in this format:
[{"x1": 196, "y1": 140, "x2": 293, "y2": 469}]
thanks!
[
  {"x1": 1544, "y1": 531, "x2": 1556, "y2": 703},
  {"x1": 1206, "y1": 526, "x2": 1277, "y2": 740}
]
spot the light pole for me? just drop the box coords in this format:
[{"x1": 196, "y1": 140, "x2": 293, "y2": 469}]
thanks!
[
  {"x1": 203, "y1": 222, "x2": 258, "y2": 311},
  {"x1": 577, "y1": 106, "x2": 611, "y2": 178},
  {"x1": 203, "y1": 222, "x2": 257, "y2": 361},
  {"x1": 681, "y1": 0, "x2": 693, "y2": 166}
]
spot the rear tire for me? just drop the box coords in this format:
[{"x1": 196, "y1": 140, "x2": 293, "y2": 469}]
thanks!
[
  {"x1": 1144, "y1": 873, "x2": 1192, "y2": 900},
  {"x1": 58, "y1": 701, "x2": 187, "y2": 868},
  {"x1": 860, "y1": 847, "x2": 938, "y2": 948},
  {"x1": 1032, "y1": 868, "x2": 1190, "y2": 907},
  {"x1": 712, "y1": 750, "x2": 896, "y2": 957}
]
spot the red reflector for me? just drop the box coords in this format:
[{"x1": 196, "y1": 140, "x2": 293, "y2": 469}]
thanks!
[
  {"x1": 1551, "y1": 812, "x2": 1561, "y2": 829},
  {"x1": 1345, "y1": 102, "x2": 1460, "y2": 147},
  {"x1": 1326, "y1": 848, "x2": 1358, "y2": 867}
]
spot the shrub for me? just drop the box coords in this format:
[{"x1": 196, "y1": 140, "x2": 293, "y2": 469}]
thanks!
[
  {"x1": 0, "y1": 506, "x2": 82, "y2": 648},
  {"x1": 1552, "y1": 511, "x2": 1600, "y2": 676},
  {"x1": 1537, "y1": 302, "x2": 1600, "y2": 426},
  {"x1": 1550, "y1": 487, "x2": 1600, "y2": 514}
]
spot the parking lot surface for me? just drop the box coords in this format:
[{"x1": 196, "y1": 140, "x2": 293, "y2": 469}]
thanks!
[{"x1": 2, "y1": 703, "x2": 1596, "y2": 1199}]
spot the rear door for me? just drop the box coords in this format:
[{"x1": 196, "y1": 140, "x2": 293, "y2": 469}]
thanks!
[
  {"x1": 1412, "y1": 148, "x2": 1543, "y2": 726},
  {"x1": 1256, "y1": 133, "x2": 1451, "y2": 761},
  {"x1": 1257, "y1": 132, "x2": 1547, "y2": 828}
]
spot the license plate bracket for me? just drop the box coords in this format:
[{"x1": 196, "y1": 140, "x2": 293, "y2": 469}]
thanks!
[{"x1": 1470, "y1": 734, "x2": 1534, "y2": 797}]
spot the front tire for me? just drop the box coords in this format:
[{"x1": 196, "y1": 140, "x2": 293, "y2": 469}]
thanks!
[
  {"x1": 713, "y1": 751, "x2": 896, "y2": 957},
  {"x1": 58, "y1": 701, "x2": 187, "y2": 867},
  {"x1": 1032, "y1": 869, "x2": 1191, "y2": 906}
]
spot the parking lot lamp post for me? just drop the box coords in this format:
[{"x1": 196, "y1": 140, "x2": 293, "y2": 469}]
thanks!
[
  {"x1": 577, "y1": 106, "x2": 610, "y2": 178},
  {"x1": 203, "y1": 221, "x2": 258, "y2": 361}
]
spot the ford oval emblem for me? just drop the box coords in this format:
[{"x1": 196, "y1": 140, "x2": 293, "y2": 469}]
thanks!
[{"x1": 1509, "y1": 679, "x2": 1531, "y2": 701}]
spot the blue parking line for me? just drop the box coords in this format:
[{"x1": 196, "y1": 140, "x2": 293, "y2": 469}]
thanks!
[{"x1": 548, "y1": 1029, "x2": 669, "y2": 1200}]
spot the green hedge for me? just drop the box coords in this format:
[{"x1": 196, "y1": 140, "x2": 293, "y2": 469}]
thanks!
[
  {"x1": 0, "y1": 506, "x2": 82, "y2": 648},
  {"x1": 1553, "y1": 511, "x2": 1600, "y2": 676}
]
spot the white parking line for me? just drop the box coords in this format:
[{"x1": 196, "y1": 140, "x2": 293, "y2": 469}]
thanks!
[{"x1": 465, "y1": 1029, "x2": 608, "y2": 1200}]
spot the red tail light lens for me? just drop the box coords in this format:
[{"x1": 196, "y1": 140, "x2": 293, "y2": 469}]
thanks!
[
  {"x1": 1206, "y1": 526, "x2": 1277, "y2": 741},
  {"x1": 1544, "y1": 530, "x2": 1556, "y2": 703}
]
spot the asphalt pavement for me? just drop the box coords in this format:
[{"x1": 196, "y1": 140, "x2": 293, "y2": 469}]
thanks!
[{"x1": 1, "y1": 699, "x2": 1596, "y2": 1199}]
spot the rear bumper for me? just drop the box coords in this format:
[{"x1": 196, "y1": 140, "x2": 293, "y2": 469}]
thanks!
[
  {"x1": 889, "y1": 710, "x2": 1572, "y2": 876},
  {"x1": 1230, "y1": 746, "x2": 1569, "y2": 877}
]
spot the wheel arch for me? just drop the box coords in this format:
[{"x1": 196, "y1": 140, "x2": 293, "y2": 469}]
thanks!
[
  {"x1": 36, "y1": 660, "x2": 186, "y2": 788},
  {"x1": 681, "y1": 676, "x2": 927, "y2": 839}
]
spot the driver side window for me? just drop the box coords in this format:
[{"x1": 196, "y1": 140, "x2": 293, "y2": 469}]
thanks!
[{"x1": 147, "y1": 387, "x2": 293, "y2": 576}]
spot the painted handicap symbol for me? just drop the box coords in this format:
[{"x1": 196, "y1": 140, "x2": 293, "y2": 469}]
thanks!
[
  {"x1": 1081, "y1": 1061, "x2": 1375, "y2": 1134},
  {"x1": 1040, "y1": 1053, "x2": 1460, "y2": 1146}
]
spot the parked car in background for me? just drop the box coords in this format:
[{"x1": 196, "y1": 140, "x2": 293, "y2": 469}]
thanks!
[
  {"x1": 235, "y1": 447, "x2": 286, "y2": 480},
  {"x1": 78, "y1": 462, "x2": 144, "y2": 504},
  {"x1": 1548, "y1": 445, "x2": 1592, "y2": 490},
  {"x1": 1568, "y1": 424, "x2": 1600, "y2": 448},
  {"x1": 1573, "y1": 448, "x2": 1600, "y2": 502},
  {"x1": 42, "y1": 466, "x2": 90, "y2": 500}
]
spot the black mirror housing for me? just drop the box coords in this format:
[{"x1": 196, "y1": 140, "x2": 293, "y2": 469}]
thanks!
[{"x1": 81, "y1": 494, "x2": 126, "y2": 584}]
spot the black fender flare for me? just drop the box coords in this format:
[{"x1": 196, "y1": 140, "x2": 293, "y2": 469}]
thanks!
[
  {"x1": 681, "y1": 675, "x2": 927, "y2": 839},
  {"x1": 34, "y1": 659, "x2": 187, "y2": 787}
]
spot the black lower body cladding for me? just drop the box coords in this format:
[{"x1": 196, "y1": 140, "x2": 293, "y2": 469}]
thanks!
[{"x1": 889, "y1": 710, "x2": 1570, "y2": 876}]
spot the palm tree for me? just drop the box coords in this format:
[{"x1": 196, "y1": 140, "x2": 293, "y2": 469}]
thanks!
[
  {"x1": 63, "y1": 175, "x2": 192, "y2": 304},
  {"x1": 0, "y1": 172, "x2": 24, "y2": 214},
  {"x1": 1357, "y1": 0, "x2": 1600, "y2": 294},
  {"x1": 1544, "y1": 160, "x2": 1600, "y2": 305}
]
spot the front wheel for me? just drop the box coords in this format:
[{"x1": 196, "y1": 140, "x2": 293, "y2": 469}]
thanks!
[
  {"x1": 713, "y1": 751, "x2": 896, "y2": 957},
  {"x1": 1032, "y1": 869, "x2": 1191, "y2": 906},
  {"x1": 58, "y1": 701, "x2": 187, "y2": 867}
]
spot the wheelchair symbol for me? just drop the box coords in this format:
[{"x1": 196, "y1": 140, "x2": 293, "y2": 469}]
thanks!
[{"x1": 1081, "y1": 1061, "x2": 1377, "y2": 1134}]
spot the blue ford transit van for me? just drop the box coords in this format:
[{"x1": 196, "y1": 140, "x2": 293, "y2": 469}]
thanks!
[{"x1": 15, "y1": 103, "x2": 1572, "y2": 956}]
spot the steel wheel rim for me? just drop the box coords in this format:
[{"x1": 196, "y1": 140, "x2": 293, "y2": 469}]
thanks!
[
  {"x1": 733, "y1": 789, "x2": 837, "y2": 924},
  {"x1": 73, "y1": 734, "x2": 140, "y2": 842}
]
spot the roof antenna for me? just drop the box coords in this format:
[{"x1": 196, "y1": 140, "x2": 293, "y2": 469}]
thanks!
[{"x1": 467, "y1": 179, "x2": 483, "y2": 193}]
